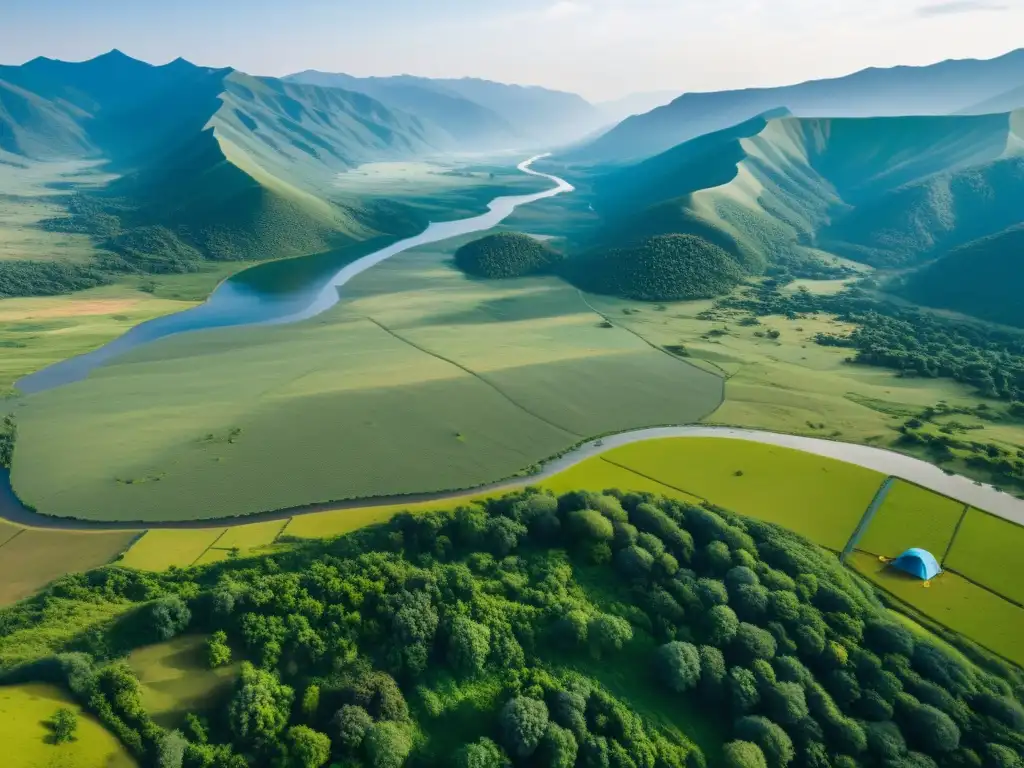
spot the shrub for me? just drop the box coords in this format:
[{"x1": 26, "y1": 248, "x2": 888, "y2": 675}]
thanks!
[
  {"x1": 657, "y1": 642, "x2": 702, "y2": 693},
  {"x1": 724, "y1": 740, "x2": 769, "y2": 768},
  {"x1": 500, "y1": 697, "x2": 549, "y2": 758}
]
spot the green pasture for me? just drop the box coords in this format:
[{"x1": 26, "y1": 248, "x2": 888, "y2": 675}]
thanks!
[
  {"x1": 12, "y1": 234, "x2": 722, "y2": 523},
  {"x1": 944, "y1": 508, "x2": 1024, "y2": 605},
  {"x1": 849, "y1": 551, "x2": 1024, "y2": 667},
  {"x1": 118, "y1": 530, "x2": 227, "y2": 571},
  {"x1": 606, "y1": 437, "x2": 885, "y2": 550},
  {"x1": 127, "y1": 635, "x2": 240, "y2": 728},
  {"x1": 856, "y1": 479, "x2": 967, "y2": 560},
  {"x1": 0, "y1": 683, "x2": 137, "y2": 768}
]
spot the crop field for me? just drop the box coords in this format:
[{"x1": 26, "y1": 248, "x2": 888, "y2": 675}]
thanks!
[
  {"x1": 849, "y1": 551, "x2": 1024, "y2": 666},
  {"x1": 943, "y1": 508, "x2": 1024, "y2": 605},
  {"x1": 855, "y1": 479, "x2": 967, "y2": 560},
  {"x1": 127, "y1": 635, "x2": 239, "y2": 728},
  {"x1": 118, "y1": 529, "x2": 226, "y2": 571},
  {"x1": 604, "y1": 437, "x2": 885, "y2": 550},
  {"x1": 0, "y1": 682, "x2": 137, "y2": 768},
  {"x1": 12, "y1": 232, "x2": 723, "y2": 523},
  {"x1": 0, "y1": 529, "x2": 137, "y2": 605},
  {"x1": 537, "y1": 456, "x2": 704, "y2": 503}
]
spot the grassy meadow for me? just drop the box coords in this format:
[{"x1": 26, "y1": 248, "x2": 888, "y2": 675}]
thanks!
[
  {"x1": 855, "y1": 479, "x2": 967, "y2": 560},
  {"x1": 0, "y1": 683, "x2": 137, "y2": 768},
  {"x1": 943, "y1": 508, "x2": 1024, "y2": 605},
  {"x1": 127, "y1": 635, "x2": 240, "y2": 728},
  {"x1": 11, "y1": 232, "x2": 722, "y2": 522},
  {"x1": 849, "y1": 551, "x2": 1024, "y2": 667}
]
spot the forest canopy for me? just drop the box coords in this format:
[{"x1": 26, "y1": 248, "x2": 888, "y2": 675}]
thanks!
[
  {"x1": 454, "y1": 232, "x2": 564, "y2": 279},
  {"x1": 1, "y1": 487, "x2": 1021, "y2": 768}
]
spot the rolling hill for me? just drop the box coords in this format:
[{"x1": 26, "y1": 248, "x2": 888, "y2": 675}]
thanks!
[
  {"x1": 565, "y1": 48, "x2": 1024, "y2": 165},
  {"x1": 961, "y1": 82, "x2": 1024, "y2": 115},
  {"x1": 286, "y1": 70, "x2": 603, "y2": 147},
  {"x1": 574, "y1": 108, "x2": 1024, "y2": 295}
]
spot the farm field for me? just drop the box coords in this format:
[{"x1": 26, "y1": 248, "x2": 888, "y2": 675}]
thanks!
[
  {"x1": 943, "y1": 508, "x2": 1024, "y2": 605},
  {"x1": 849, "y1": 551, "x2": 1024, "y2": 667},
  {"x1": 0, "y1": 528, "x2": 137, "y2": 605},
  {"x1": 0, "y1": 682, "x2": 137, "y2": 768},
  {"x1": 118, "y1": 529, "x2": 227, "y2": 572},
  {"x1": 856, "y1": 479, "x2": 967, "y2": 560},
  {"x1": 127, "y1": 635, "x2": 240, "y2": 728},
  {"x1": 604, "y1": 437, "x2": 885, "y2": 550},
  {"x1": 11, "y1": 233, "x2": 722, "y2": 523}
]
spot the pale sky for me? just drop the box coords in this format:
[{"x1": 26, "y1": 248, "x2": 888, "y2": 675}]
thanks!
[{"x1": 3, "y1": 0, "x2": 1024, "y2": 101}]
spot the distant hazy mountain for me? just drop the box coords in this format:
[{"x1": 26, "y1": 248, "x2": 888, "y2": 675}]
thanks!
[
  {"x1": 594, "y1": 90, "x2": 680, "y2": 124},
  {"x1": 286, "y1": 71, "x2": 603, "y2": 147},
  {"x1": 285, "y1": 70, "x2": 520, "y2": 149},
  {"x1": 581, "y1": 109, "x2": 1024, "y2": 287},
  {"x1": 566, "y1": 48, "x2": 1024, "y2": 164},
  {"x1": 0, "y1": 51, "x2": 458, "y2": 269},
  {"x1": 960, "y1": 82, "x2": 1024, "y2": 115}
]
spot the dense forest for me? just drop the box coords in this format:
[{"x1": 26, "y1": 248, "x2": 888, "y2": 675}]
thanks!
[
  {"x1": 723, "y1": 284, "x2": 1024, "y2": 403},
  {"x1": 569, "y1": 235, "x2": 744, "y2": 301},
  {"x1": 454, "y1": 233, "x2": 564, "y2": 279},
  {"x1": 1, "y1": 487, "x2": 1021, "y2": 768}
]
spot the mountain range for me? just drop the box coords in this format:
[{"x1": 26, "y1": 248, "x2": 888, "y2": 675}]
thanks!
[{"x1": 566, "y1": 48, "x2": 1024, "y2": 165}]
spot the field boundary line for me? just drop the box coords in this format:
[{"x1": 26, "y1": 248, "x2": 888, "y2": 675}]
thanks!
[
  {"x1": 840, "y1": 476, "x2": 895, "y2": 564},
  {"x1": 940, "y1": 504, "x2": 971, "y2": 566},
  {"x1": 0, "y1": 528, "x2": 25, "y2": 552},
  {"x1": 190, "y1": 529, "x2": 229, "y2": 567},
  {"x1": 598, "y1": 456, "x2": 708, "y2": 503},
  {"x1": 575, "y1": 289, "x2": 733, "y2": 385},
  {"x1": 270, "y1": 519, "x2": 292, "y2": 545},
  {"x1": 363, "y1": 316, "x2": 584, "y2": 439}
]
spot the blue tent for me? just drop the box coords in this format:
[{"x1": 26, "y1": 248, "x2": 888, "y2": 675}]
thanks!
[{"x1": 891, "y1": 548, "x2": 941, "y2": 580}]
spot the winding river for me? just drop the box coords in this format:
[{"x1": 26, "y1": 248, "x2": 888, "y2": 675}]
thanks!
[
  {"x1": 7, "y1": 156, "x2": 1024, "y2": 532},
  {"x1": 17, "y1": 156, "x2": 574, "y2": 394}
]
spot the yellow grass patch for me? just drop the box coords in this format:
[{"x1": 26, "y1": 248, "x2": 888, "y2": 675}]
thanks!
[{"x1": 118, "y1": 529, "x2": 226, "y2": 571}]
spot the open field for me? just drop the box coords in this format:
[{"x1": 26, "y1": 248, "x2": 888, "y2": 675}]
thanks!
[
  {"x1": 605, "y1": 437, "x2": 884, "y2": 550},
  {"x1": 856, "y1": 479, "x2": 967, "y2": 560},
  {"x1": 127, "y1": 635, "x2": 240, "y2": 729},
  {"x1": 118, "y1": 529, "x2": 226, "y2": 572},
  {"x1": 11, "y1": 232, "x2": 722, "y2": 522},
  {"x1": 0, "y1": 682, "x2": 137, "y2": 768},
  {"x1": 0, "y1": 529, "x2": 137, "y2": 605},
  {"x1": 0, "y1": 286, "x2": 196, "y2": 394},
  {"x1": 849, "y1": 551, "x2": 1024, "y2": 666},
  {"x1": 584, "y1": 286, "x2": 1024, "y2": 471},
  {"x1": 943, "y1": 508, "x2": 1024, "y2": 605}
]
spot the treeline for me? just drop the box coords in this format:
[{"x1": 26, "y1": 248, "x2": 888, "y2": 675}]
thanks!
[
  {"x1": 725, "y1": 284, "x2": 1024, "y2": 402},
  {"x1": 1, "y1": 487, "x2": 1022, "y2": 768}
]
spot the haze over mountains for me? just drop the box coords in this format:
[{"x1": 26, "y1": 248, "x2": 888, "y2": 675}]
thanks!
[{"x1": 566, "y1": 48, "x2": 1024, "y2": 164}]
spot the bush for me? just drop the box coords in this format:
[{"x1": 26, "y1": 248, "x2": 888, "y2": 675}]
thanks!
[
  {"x1": 365, "y1": 721, "x2": 413, "y2": 768},
  {"x1": 500, "y1": 697, "x2": 549, "y2": 758},
  {"x1": 50, "y1": 707, "x2": 78, "y2": 744},
  {"x1": 456, "y1": 737, "x2": 510, "y2": 768},
  {"x1": 734, "y1": 716, "x2": 795, "y2": 768},
  {"x1": 724, "y1": 740, "x2": 769, "y2": 768},
  {"x1": 656, "y1": 642, "x2": 702, "y2": 693},
  {"x1": 148, "y1": 596, "x2": 191, "y2": 641},
  {"x1": 447, "y1": 616, "x2": 491, "y2": 678},
  {"x1": 287, "y1": 725, "x2": 331, "y2": 768}
]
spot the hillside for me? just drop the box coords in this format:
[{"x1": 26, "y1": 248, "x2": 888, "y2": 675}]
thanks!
[
  {"x1": 573, "y1": 109, "x2": 1024, "y2": 296},
  {"x1": 0, "y1": 52, "x2": 483, "y2": 282},
  {"x1": 961, "y1": 83, "x2": 1024, "y2": 115},
  {"x1": 286, "y1": 70, "x2": 520, "y2": 149},
  {"x1": 902, "y1": 225, "x2": 1024, "y2": 328},
  {"x1": 286, "y1": 70, "x2": 603, "y2": 146},
  {"x1": 566, "y1": 48, "x2": 1024, "y2": 164}
]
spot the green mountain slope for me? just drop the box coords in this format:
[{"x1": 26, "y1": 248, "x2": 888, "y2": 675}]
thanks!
[
  {"x1": 566, "y1": 48, "x2": 1024, "y2": 164},
  {"x1": 576, "y1": 109, "x2": 1024, "y2": 297},
  {"x1": 285, "y1": 70, "x2": 519, "y2": 149},
  {"x1": 902, "y1": 225, "x2": 1024, "y2": 327},
  {"x1": 286, "y1": 71, "x2": 603, "y2": 146},
  {"x1": 0, "y1": 52, "x2": 467, "y2": 269}
]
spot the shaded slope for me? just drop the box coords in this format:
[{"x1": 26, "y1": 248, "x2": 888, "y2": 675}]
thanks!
[
  {"x1": 580, "y1": 109, "x2": 1024, "y2": 294},
  {"x1": 567, "y1": 48, "x2": 1024, "y2": 164},
  {"x1": 902, "y1": 225, "x2": 1024, "y2": 327},
  {"x1": 0, "y1": 77, "x2": 92, "y2": 158},
  {"x1": 961, "y1": 82, "x2": 1024, "y2": 115}
]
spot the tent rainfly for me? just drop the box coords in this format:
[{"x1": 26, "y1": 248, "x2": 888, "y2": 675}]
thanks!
[{"x1": 890, "y1": 548, "x2": 941, "y2": 580}]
